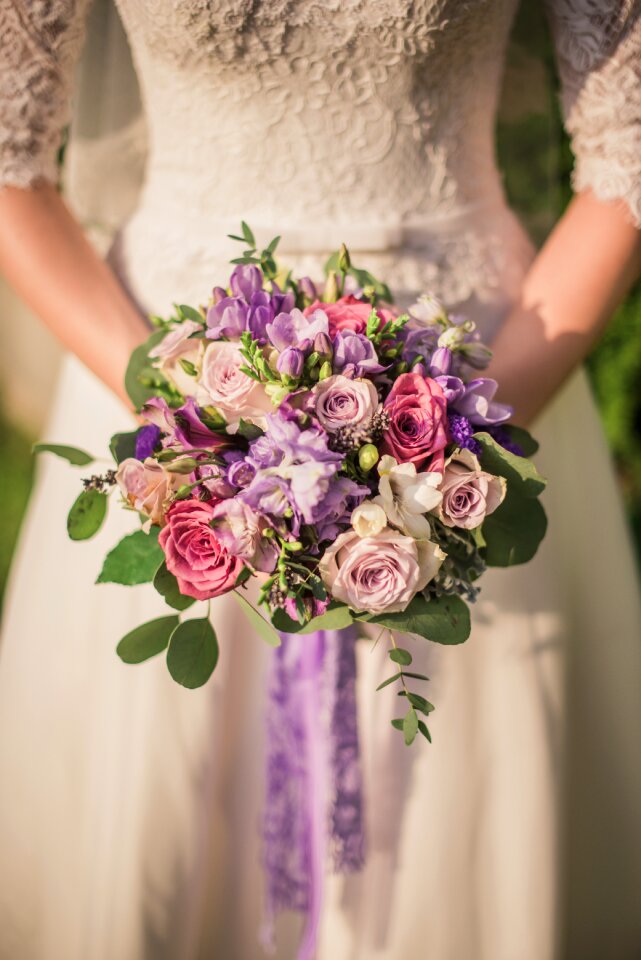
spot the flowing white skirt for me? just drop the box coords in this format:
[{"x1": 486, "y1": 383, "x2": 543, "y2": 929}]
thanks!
[{"x1": 1, "y1": 343, "x2": 640, "y2": 960}]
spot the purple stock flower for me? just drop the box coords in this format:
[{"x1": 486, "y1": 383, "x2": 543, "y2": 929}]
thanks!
[
  {"x1": 486, "y1": 425, "x2": 524, "y2": 456},
  {"x1": 206, "y1": 296, "x2": 249, "y2": 339},
  {"x1": 447, "y1": 413, "x2": 482, "y2": 455},
  {"x1": 266, "y1": 308, "x2": 329, "y2": 353},
  {"x1": 453, "y1": 378, "x2": 512, "y2": 426},
  {"x1": 134, "y1": 424, "x2": 161, "y2": 460},
  {"x1": 332, "y1": 330, "x2": 387, "y2": 378}
]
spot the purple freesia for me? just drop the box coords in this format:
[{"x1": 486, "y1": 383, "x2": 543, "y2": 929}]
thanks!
[
  {"x1": 429, "y1": 347, "x2": 452, "y2": 378},
  {"x1": 433, "y1": 374, "x2": 465, "y2": 403},
  {"x1": 332, "y1": 330, "x2": 386, "y2": 377},
  {"x1": 230, "y1": 264, "x2": 263, "y2": 300},
  {"x1": 227, "y1": 457, "x2": 256, "y2": 488},
  {"x1": 313, "y1": 475, "x2": 369, "y2": 543},
  {"x1": 401, "y1": 325, "x2": 440, "y2": 366},
  {"x1": 453, "y1": 378, "x2": 512, "y2": 426},
  {"x1": 206, "y1": 296, "x2": 249, "y2": 339},
  {"x1": 266, "y1": 307, "x2": 329, "y2": 353},
  {"x1": 134, "y1": 424, "x2": 161, "y2": 460}
]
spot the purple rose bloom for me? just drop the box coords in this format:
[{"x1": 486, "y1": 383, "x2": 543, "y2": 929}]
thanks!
[
  {"x1": 230, "y1": 264, "x2": 263, "y2": 301},
  {"x1": 134, "y1": 424, "x2": 161, "y2": 460},
  {"x1": 453, "y1": 378, "x2": 512, "y2": 426},
  {"x1": 332, "y1": 330, "x2": 387, "y2": 377},
  {"x1": 266, "y1": 307, "x2": 329, "y2": 353},
  {"x1": 206, "y1": 296, "x2": 249, "y2": 339}
]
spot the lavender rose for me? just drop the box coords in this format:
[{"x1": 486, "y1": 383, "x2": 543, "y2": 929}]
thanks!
[
  {"x1": 311, "y1": 374, "x2": 378, "y2": 433},
  {"x1": 158, "y1": 499, "x2": 244, "y2": 601},
  {"x1": 319, "y1": 527, "x2": 444, "y2": 614},
  {"x1": 437, "y1": 448, "x2": 506, "y2": 529}
]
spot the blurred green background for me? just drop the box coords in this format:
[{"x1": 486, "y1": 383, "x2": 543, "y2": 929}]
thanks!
[{"x1": 0, "y1": 1, "x2": 640, "y2": 612}]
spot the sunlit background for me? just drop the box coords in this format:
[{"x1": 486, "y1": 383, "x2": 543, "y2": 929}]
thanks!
[{"x1": 0, "y1": 3, "x2": 640, "y2": 613}]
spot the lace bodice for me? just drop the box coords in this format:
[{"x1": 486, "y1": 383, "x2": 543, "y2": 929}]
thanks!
[{"x1": 1, "y1": 0, "x2": 640, "y2": 321}]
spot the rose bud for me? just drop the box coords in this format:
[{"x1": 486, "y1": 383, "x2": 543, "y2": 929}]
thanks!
[
  {"x1": 429, "y1": 346, "x2": 452, "y2": 378},
  {"x1": 277, "y1": 346, "x2": 305, "y2": 379}
]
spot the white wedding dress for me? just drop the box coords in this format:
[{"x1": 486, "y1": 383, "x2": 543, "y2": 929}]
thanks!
[{"x1": 1, "y1": 1, "x2": 641, "y2": 958}]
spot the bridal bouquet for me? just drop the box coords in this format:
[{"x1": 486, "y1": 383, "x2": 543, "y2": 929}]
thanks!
[{"x1": 36, "y1": 223, "x2": 547, "y2": 745}]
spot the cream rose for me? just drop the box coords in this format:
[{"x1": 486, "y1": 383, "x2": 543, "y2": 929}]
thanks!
[
  {"x1": 116, "y1": 457, "x2": 183, "y2": 527},
  {"x1": 437, "y1": 448, "x2": 506, "y2": 529},
  {"x1": 319, "y1": 527, "x2": 445, "y2": 614},
  {"x1": 197, "y1": 341, "x2": 272, "y2": 432}
]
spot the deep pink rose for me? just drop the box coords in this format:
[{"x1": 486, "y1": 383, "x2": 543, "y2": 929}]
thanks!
[
  {"x1": 382, "y1": 373, "x2": 448, "y2": 472},
  {"x1": 304, "y1": 295, "x2": 395, "y2": 337},
  {"x1": 158, "y1": 499, "x2": 244, "y2": 601}
]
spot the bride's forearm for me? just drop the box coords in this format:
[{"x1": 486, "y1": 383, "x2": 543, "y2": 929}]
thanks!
[
  {"x1": 486, "y1": 189, "x2": 641, "y2": 425},
  {"x1": 0, "y1": 181, "x2": 150, "y2": 410}
]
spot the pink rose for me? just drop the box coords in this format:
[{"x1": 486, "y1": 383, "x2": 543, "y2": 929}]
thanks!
[
  {"x1": 311, "y1": 374, "x2": 379, "y2": 433},
  {"x1": 197, "y1": 341, "x2": 272, "y2": 432},
  {"x1": 116, "y1": 457, "x2": 183, "y2": 527},
  {"x1": 382, "y1": 373, "x2": 448, "y2": 473},
  {"x1": 158, "y1": 499, "x2": 244, "y2": 601},
  {"x1": 438, "y1": 448, "x2": 506, "y2": 529},
  {"x1": 304, "y1": 295, "x2": 395, "y2": 337},
  {"x1": 319, "y1": 527, "x2": 444, "y2": 614}
]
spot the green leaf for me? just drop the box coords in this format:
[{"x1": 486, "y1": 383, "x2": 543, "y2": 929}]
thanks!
[
  {"x1": 265, "y1": 235, "x2": 281, "y2": 255},
  {"x1": 109, "y1": 430, "x2": 139, "y2": 464},
  {"x1": 33, "y1": 442, "x2": 94, "y2": 466},
  {"x1": 418, "y1": 720, "x2": 432, "y2": 743},
  {"x1": 474, "y1": 432, "x2": 547, "y2": 498},
  {"x1": 272, "y1": 601, "x2": 355, "y2": 635},
  {"x1": 176, "y1": 304, "x2": 204, "y2": 324},
  {"x1": 67, "y1": 489, "x2": 108, "y2": 540},
  {"x1": 376, "y1": 672, "x2": 403, "y2": 691},
  {"x1": 97, "y1": 528, "x2": 164, "y2": 585},
  {"x1": 117, "y1": 615, "x2": 179, "y2": 663},
  {"x1": 482, "y1": 491, "x2": 548, "y2": 566},
  {"x1": 241, "y1": 220, "x2": 256, "y2": 246},
  {"x1": 391, "y1": 718, "x2": 404, "y2": 732},
  {"x1": 124, "y1": 328, "x2": 168, "y2": 409},
  {"x1": 389, "y1": 647, "x2": 412, "y2": 666},
  {"x1": 402, "y1": 671, "x2": 431, "y2": 682},
  {"x1": 403, "y1": 707, "x2": 419, "y2": 746},
  {"x1": 404, "y1": 692, "x2": 435, "y2": 715},
  {"x1": 233, "y1": 591, "x2": 281, "y2": 647},
  {"x1": 166, "y1": 617, "x2": 219, "y2": 688},
  {"x1": 153, "y1": 561, "x2": 196, "y2": 611},
  {"x1": 236, "y1": 419, "x2": 264, "y2": 441},
  {"x1": 502, "y1": 424, "x2": 539, "y2": 457},
  {"x1": 361, "y1": 594, "x2": 470, "y2": 645}
]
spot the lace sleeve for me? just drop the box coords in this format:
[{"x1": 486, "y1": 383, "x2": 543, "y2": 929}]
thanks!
[
  {"x1": 0, "y1": 0, "x2": 92, "y2": 189},
  {"x1": 545, "y1": 0, "x2": 641, "y2": 228}
]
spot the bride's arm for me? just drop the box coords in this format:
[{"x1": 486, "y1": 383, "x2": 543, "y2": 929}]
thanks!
[
  {"x1": 487, "y1": 188, "x2": 641, "y2": 425},
  {"x1": 0, "y1": 182, "x2": 150, "y2": 409},
  {"x1": 489, "y1": 0, "x2": 641, "y2": 425}
]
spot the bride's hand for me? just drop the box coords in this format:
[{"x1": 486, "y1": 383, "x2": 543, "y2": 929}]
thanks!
[
  {"x1": 0, "y1": 181, "x2": 151, "y2": 411},
  {"x1": 486, "y1": 189, "x2": 641, "y2": 425}
]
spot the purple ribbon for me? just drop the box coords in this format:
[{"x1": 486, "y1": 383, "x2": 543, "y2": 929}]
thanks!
[{"x1": 261, "y1": 627, "x2": 365, "y2": 958}]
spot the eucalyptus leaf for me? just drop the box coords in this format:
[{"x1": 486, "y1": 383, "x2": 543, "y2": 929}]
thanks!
[
  {"x1": 67, "y1": 489, "x2": 108, "y2": 540},
  {"x1": 109, "y1": 430, "x2": 139, "y2": 464},
  {"x1": 117, "y1": 615, "x2": 179, "y2": 664},
  {"x1": 124, "y1": 328, "x2": 168, "y2": 409},
  {"x1": 272, "y1": 601, "x2": 355, "y2": 635},
  {"x1": 166, "y1": 617, "x2": 219, "y2": 688},
  {"x1": 474, "y1": 432, "x2": 547, "y2": 498},
  {"x1": 233, "y1": 591, "x2": 281, "y2": 647},
  {"x1": 33, "y1": 442, "x2": 94, "y2": 466},
  {"x1": 389, "y1": 648, "x2": 412, "y2": 666},
  {"x1": 97, "y1": 528, "x2": 164, "y2": 585},
  {"x1": 176, "y1": 304, "x2": 204, "y2": 324},
  {"x1": 403, "y1": 707, "x2": 419, "y2": 746},
  {"x1": 376, "y1": 673, "x2": 403, "y2": 692},
  {"x1": 391, "y1": 718, "x2": 404, "y2": 732},
  {"x1": 361, "y1": 594, "x2": 470, "y2": 645},
  {"x1": 418, "y1": 720, "x2": 432, "y2": 743},
  {"x1": 482, "y1": 491, "x2": 548, "y2": 566},
  {"x1": 153, "y1": 561, "x2": 196, "y2": 611}
]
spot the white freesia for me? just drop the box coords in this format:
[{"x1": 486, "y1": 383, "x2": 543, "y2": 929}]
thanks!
[
  {"x1": 350, "y1": 501, "x2": 387, "y2": 538},
  {"x1": 409, "y1": 293, "x2": 447, "y2": 326},
  {"x1": 374, "y1": 454, "x2": 443, "y2": 538}
]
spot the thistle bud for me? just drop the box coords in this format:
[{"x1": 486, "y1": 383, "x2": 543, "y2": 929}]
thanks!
[
  {"x1": 277, "y1": 346, "x2": 305, "y2": 379},
  {"x1": 358, "y1": 443, "x2": 379, "y2": 473},
  {"x1": 313, "y1": 332, "x2": 333, "y2": 362}
]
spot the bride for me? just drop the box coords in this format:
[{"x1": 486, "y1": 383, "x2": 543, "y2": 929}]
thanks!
[{"x1": 1, "y1": 1, "x2": 640, "y2": 958}]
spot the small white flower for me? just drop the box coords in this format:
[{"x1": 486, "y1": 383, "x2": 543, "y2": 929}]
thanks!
[
  {"x1": 409, "y1": 294, "x2": 447, "y2": 326},
  {"x1": 374, "y1": 455, "x2": 443, "y2": 539},
  {"x1": 350, "y1": 501, "x2": 388, "y2": 538}
]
